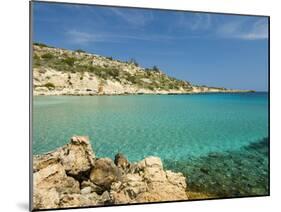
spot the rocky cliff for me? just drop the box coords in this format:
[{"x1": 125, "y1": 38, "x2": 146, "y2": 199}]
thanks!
[
  {"x1": 32, "y1": 43, "x2": 251, "y2": 95},
  {"x1": 33, "y1": 136, "x2": 188, "y2": 210}
]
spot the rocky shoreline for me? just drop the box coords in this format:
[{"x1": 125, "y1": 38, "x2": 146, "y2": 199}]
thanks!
[
  {"x1": 33, "y1": 89, "x2": 253, "y2": 96},
  {"x1": 33, "y1": 136, "x2": 188, "y2": 210}
]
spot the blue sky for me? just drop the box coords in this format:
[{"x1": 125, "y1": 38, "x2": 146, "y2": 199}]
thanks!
[{"x1": 33, "y1": 2, "x2": 269, "y2": 91}]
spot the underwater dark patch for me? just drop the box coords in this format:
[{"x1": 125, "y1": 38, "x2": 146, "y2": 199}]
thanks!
[{"x1": 164, "y1": 137, "x2": 269, "y2": 198}]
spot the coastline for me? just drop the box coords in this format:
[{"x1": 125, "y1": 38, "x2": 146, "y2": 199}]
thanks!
[{"x1": 33, "y1": 89, "x2": 254, "y2": 96}]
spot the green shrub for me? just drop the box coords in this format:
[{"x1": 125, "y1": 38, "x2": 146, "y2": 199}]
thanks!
[
  {"x1": 152, "y1": 65, "x2": 160, "y2": 72},
  {"x1": 75, "y1": 49, "x2": 86, "y2": 53},
  {"x1": 144, "y1": 69, "x2": 153, "y2": 77},
  {"x1": 33, "y1": 61, "x2": 41, "y2": 67},
  {"x1": 128, "y1": 58, "x2": 139, "y2": 66},
  {"x1": 74, "y1": 65, "x2": 88, "y2": 73},
  {"x1": 87, "y1": 66, "x2": 120, "y2": 80},
  {"x1": 80, "y1": 72, "x2": 84, "y2": 80},
  {"x1": 33, "y1": 53, "x2": 41, "y2": 67},
  {"x1": 63, "y1": 57, "x2": 76, "y2": 67},
  {"x1": 41, "y1": 53, "x2": 54, "y2": 59},
  {"x1": 127, "y1": 75, "x2": 137, "y2": 84},
  {"x1": 107, "y1": 68, "x2": 119, "y2": 78},
  {"x1": 87, "y1": 66, "x2": 98, "y2": 74},
  {"x1": 33, "y1": 53, "x2": 40, "y2": 60},
  {"x1": 34, "y1": 42, "x2": 48, "y2": 47},
  {"x1": 147, "y1": 85, "x2": 155, "y2": 90},
  {"x1": 44, "y1": 82, "x2": 55, "y2": 89}
]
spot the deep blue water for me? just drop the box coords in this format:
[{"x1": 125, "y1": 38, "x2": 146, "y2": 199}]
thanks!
[{"x1": 33, "y1": 92, "x2": 269, "y2": 197}]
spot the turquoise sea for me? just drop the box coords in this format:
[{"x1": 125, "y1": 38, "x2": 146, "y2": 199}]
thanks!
[{"x1": 33, "y1": 93, "x2": 269, "y2": 197}]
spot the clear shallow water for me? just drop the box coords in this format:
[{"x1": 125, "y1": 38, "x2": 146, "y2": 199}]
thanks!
[
  {"x1": 33, "y1": 93, "x2": 268, "y2": 159},
  {"x1": 164, "y1": 137, "x2": 269, "y2": 197},
  {"x1": 33, "y1": 93, "x2": 269, "y2": 197}
]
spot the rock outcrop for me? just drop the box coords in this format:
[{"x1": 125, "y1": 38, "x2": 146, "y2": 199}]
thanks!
[
  {"x1": 110, "y1": 156, "x2": 187, "y2": 204},
  {"x1": 33, "y1": 136, "x2": 94, "y2": 175},
  {"x1": 33, "y1": 136, "x2": 188, "y2": 210}
]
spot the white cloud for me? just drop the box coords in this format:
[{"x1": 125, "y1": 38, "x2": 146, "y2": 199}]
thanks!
[
  {"x1": 109, "y1": 8, "x2": 154, "y2": 27},
  {"x1": 216, "y1": 18, "x2": 268, "y2": 40},
  {"x1": 66, "y1": 15, "x2": 268, "y2": 45},
  {"x1": 67, "y1": 30, "x2": 106, "y2": 44},
  {"x1": 177, "y1": 13, "x2": 212, "y2": 31},
  {"x1": 175, "y1": 13, "x2": 268, "y2": 41},
  {"x1": 66, "y1": 29, "x2": 174, "y2": 45}
]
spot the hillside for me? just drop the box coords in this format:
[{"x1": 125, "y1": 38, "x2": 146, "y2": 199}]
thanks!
[{"x1": 32, "y1": 43, "x2": 251, "y2": 95}]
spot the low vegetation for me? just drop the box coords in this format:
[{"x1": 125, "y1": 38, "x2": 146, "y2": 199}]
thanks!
[
  {"x1": 33, "y1": 43, "x2": 193, "y2": 91},
  {"x1": 75, "y1": 49, "x2": 86, "y2": 53},
  {"x1": 33, "y1": 42, "x2": 49, "y2": 48},
  {"x1": 41, "y1": 53, "x2": 54, "y2": 59},
  {"x1": 44, "y1": 82, "x2": 55, "y2": 89}
]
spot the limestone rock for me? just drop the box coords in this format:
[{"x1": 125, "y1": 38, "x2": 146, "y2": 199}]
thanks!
[
  {"x1": 60, "y1": 136, "x2": 95, "y2": 175},
  {"x1": 114, "y1": 153, "x2": 130, "y2": 170},
  {"x1": 111, "y1": 156, "x2": 188, "y2": 204},
  {"x1": 143, "y1": 156, "x2": 163, "y2": 168},
  {"x1": 137, "y1": 156, "x2": 163, "y2": 170},
  {"x1": 121, "y1": 173, "x2": 148, "y2": 199},
  {"x1": 33, "y1": 154, "x2": 60, "y2": 172},
  {"x1": 33, "y1": 188, "x2": 60, "y2": 209},
  {"x1": 59, "y1": 193, "x2": 101, "y2": 208},
  {"x1": 166, "y1": 170, "x2": 187, "y2": 188},
  {"x1": 90, "y1": 158, "x2": 121, "y2": 190},
  {"x1": 33, "y1": 163, "x2": 80, "y2": 209},
  {"x1": 100, "y1": 191, "x2": 111, "y2": 203},
  {"x1": 139, "y1": 156, "x2": 166, "y2": 183},
  {"x1": 33, "y1": 136, "x2": 95, "y2": 176},
  {"x1": 81, "y1": 187, "x2": 92, "y2": 195},
  {"x1": 141, "y1": 181, "x2": 187, "y2": 202},
  {"x1": 34, "y1": 163, "x2": 80, "y2": 194},
  {"x1": 33, "y1": 136, "x2": 188, "y2": 210},
  {"x1": 81, "y1": 180, "x2": 104, "y2": 194}
]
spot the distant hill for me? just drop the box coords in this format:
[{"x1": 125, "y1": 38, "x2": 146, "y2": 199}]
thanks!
[{"x1": 32, "y1": 43, "x2": 252, "y2": 95}]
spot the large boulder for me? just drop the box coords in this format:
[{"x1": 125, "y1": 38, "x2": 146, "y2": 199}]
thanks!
[
  {"x1": 89, "y1": 158, "x2": 122, "y2": 190},
  {"x1": 60, "y1": 136, "x2": 95, "y2": 175},
  {"x1": 33, "y1": 136, "x2": 95, "y2": 176}
]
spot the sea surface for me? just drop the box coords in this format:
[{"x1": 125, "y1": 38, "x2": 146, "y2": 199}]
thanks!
[{"x1": 33, "y1": 93, "x2": 269, "y2": 198}]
